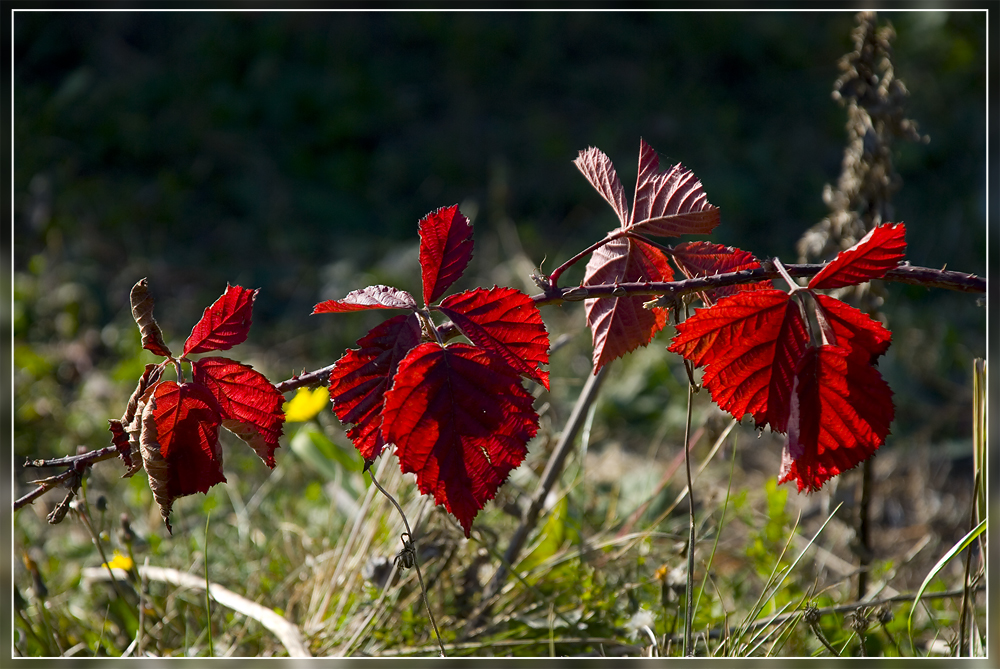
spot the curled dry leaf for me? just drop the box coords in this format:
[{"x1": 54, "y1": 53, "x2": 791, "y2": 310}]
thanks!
[{"x1": 130, "y1": 278, "x2": 172, "y2": 358}]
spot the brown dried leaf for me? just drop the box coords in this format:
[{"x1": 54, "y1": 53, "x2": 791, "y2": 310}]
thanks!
[{"x1": 130, "y1": 278, "x2": 172, "y2": 358}]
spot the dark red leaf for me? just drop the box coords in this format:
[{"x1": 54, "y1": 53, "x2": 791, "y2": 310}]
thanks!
[
  {"x1": 671, "y1": 241, "x2": 771, "y2": 305},
  {"x1": 436, "y1": 286, "x2": 550, "y2": 390},
  {"x1": 108, "y1": 419, "x2": 132, "y2": 469},
  {"x1": 140, "y1": 381, "x2": 225, "y2": 532},
  {"x1": 419, "y1": 204, "x2": 474, "y2": 305},
  {"x1": 779, "y1": 345, "x2": 894, "y2": 492},
  {"x1": 573, "y1": 146, "x2": 629, "y2": 228},
  {"x1": 813, "y1": 294, "x2": 891, "y2": 364},
  {"x1": 312, "y1": 285, "x2": 418, "y2": 314},
  {"x1": 130, "y1": 279, "x2": 172, "y2": 358},
  {"x1": 629, "y1": 139, "x2": 720, "y2": 237},
  {"x1": 808, "y1": 222, "x2": 906, "y2": 290},
  {"x1": 584, "y1": 236, "x2": 673, "y2": 372},
  {"x1": 381, "y1": 342, "x2": 539, "y2": 537},
  {"x1": 329, "y1": 313, "x2": 423, "y2": 461},
  {"x1": 183, "y1": 284, "x2": 258, "y2": 356},
  {"x1": 192, "y1": 357, "x2": 285, "y2": 468},
  {"x1": 669, "y1": 290, "x2": 809, "y2": 431}
]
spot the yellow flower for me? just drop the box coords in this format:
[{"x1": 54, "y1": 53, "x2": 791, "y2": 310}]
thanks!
[
  {"x1": 283, "y1": 386, "x2": 330, "y2": 422},
  {"x1": 103, "y1": 550, "x2": 134, "y2": 571}
]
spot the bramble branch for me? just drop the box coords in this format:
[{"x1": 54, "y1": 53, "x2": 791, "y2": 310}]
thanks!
[{"x1": 531, "y1": 261, "x2": 985, "y2": 307}]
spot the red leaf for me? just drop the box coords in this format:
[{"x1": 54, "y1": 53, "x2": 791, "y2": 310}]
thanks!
[
  {"x1": 813, "y1": 294, "x2": 891, "y2": 364},
  {"x1": 584, "y1": 236, "x2": 673, "y2": 372},
  {"x1": 573, "y1": 146, "x2": 629, "y2": 228},
  {"x1": 669, "y1": 290, "x2": 809, "y2": 431},
  {"x1": 779, "y1": 345, "x2": 894, "y2": 492},
  {"x1": 329, "y1": 313, "x2": 423, "y2": 461},
  {"x1": 808, "y1": 222, "x2": 906, "y2": 290},
  {"x1": 436, "y1": 286, "x2": 550, "y2": 390},
  {"x1": 629, "y1": 139, "x2": 720, "y2": 237},
  {"x1": 312, "y1": 285, "x2": 418, "y2": 314},
  {"x1": 381, "y1": 343, "x2": 538, "y2": 537},
  {"x1": 671, "y1": 241, "x2": 771, "y2": 305},
  {"x1": 140, "y1": 381, "x2": 226, "y2": 532},
  {"x1": 183, "y1": 284, "x2": 258, "y2": 356},
  {"x1": 192, "y1": 357, "x2": 285, "y2": 468},
  {"x1": 418, "y1": 204, "x2": 474, "y2": 305}
]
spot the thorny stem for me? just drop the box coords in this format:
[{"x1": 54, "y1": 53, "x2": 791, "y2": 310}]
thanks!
[
  {"x1": 256, "y1": 259, "x2": 986, "y2": 396},
  {"x1": 366, "y1": 466, "x2": 446, "y2": 657},
  {"x1": 530, "y1": 262, "x2": 985, "y2": 308},
  {"x1": 547, "y1": 230, "x2": 626, "y2": 287}
]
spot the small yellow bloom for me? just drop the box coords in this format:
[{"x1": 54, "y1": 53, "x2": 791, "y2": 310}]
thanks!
[
  {"x1": 103, "y1": 550, "x2": 134, "y2": 571},
  {"x1": 283, "y1": 386, "x2": 330, "y2": 422}
]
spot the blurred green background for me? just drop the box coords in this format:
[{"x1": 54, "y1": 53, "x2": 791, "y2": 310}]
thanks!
[{"x1": 14, "y1": 10, "x2": 985, "y2": 468}]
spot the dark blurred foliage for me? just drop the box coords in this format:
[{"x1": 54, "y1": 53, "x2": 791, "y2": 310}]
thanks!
[{"x1": 14, "y1": 11, "x2": 985, "y2": 459}]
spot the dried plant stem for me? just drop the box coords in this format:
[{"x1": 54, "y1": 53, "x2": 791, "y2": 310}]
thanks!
[
  {"x1": 366, "y1": 468, "x2": 446, "y2": 657},
  {"x1": 204, "y1": 510, "x2": 214, "y2": 658},
  {"x1": 682, "y1": 375, "x2": 696, "y2": 657},
  {"x1": 481, "y1": 363, "x2": 610, "y2": 608}
]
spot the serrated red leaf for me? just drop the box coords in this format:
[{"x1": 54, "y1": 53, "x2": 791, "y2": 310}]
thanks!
[
  {"x1": 583, "y1": 237, "x2": 673, "y2": 372},
  {"x1": 183, "y1": 284, "x2": 258, "y2": 356},
  {"x1": 381, "y1": 342, "x2": 538, "y2": 537},
  {"x1": 312, "y1": 285, "x2": 418, "y2": 314},
  {"x1": 329, "y1": 313, "x2": 423, "y2": 461},
  {"x1": 813, "y1": 294, "x2": 891, "y2": 364},
  {"x1": 418, "y1": 204, "x2": 474, "y2": 305},
  {"x1": 671, "y1": 241, "x2": 771, "y2": 305},
  {"x1": 141, "y1": 381, "x2": 226, "y2": 531},
  {"x1": 780, "y1": 345, "x2": 893, "y2": 492},
  {"x1": 808, "y1": 223, "x2": 907, "y2": 290},
  {"x1": 574, "y1": 147, "x2": 629, "y2": 228},
  {"x1": 191, "y1": 357, "x2": 285, "y2": 468},
  {"x1": 629, "y1": 139, "x2": 720, "y2": 237},
  {"x1": 436, "y1": 286, "x2": 550, "y2": 390},
  {"x1": 669, "y1": 290, "x2": 809, "y2": 431}
]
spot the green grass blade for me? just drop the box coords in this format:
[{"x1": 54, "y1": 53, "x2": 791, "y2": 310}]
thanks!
[{"x1": 907, "y1": 517, "x2": 987, "y2": 645}]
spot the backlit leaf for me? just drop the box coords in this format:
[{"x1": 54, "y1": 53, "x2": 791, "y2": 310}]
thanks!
[
  {"x1": 584, "y1": 236, "x2": 673, "y2": 372},
  {"x1": 381, "y1": 342, "x2": 539, "y2": 537},
  {"x1": 813, "y1": 294, "x2": 891, "y2": 364},
  {"x1": 669, "y1": 290, "x2": 809, "y2": 430},
  {"x1": 436, "y1": 286, "x2": 550, "y2": 389},
  {"x1": 329, "y1": 313, "x2": 423, "y2": 461},
  {"x1": 671, "y1": 241, "x2": 770, "y2": 305},
  {"x1": 808, "y1": 222, "x2": 906, "y2": 290},
  {"x1": 629, "y1": 139, "x2": 720, "y2": 237},
  {"x1": 192, "y1": 357, "x2": 285, "y2": 468},
  {"x1": 140, "y1": 381, "x2": 225, "y2": 532},
  {"x1": 573, "y1": 146, "x2": 629, "y2": 228},
  {"x1": 418, "y1": 204, "x2": 474, "y2": 305},
  {"x1": 780, "y1": 345, "x2": 893, "y2": 492},
  {"x1": 183, "y1": 284, "x2": 258, "y2": 356},
  {"x1": 312, "y1": 285, "x2": 418, "y2": 314}
]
